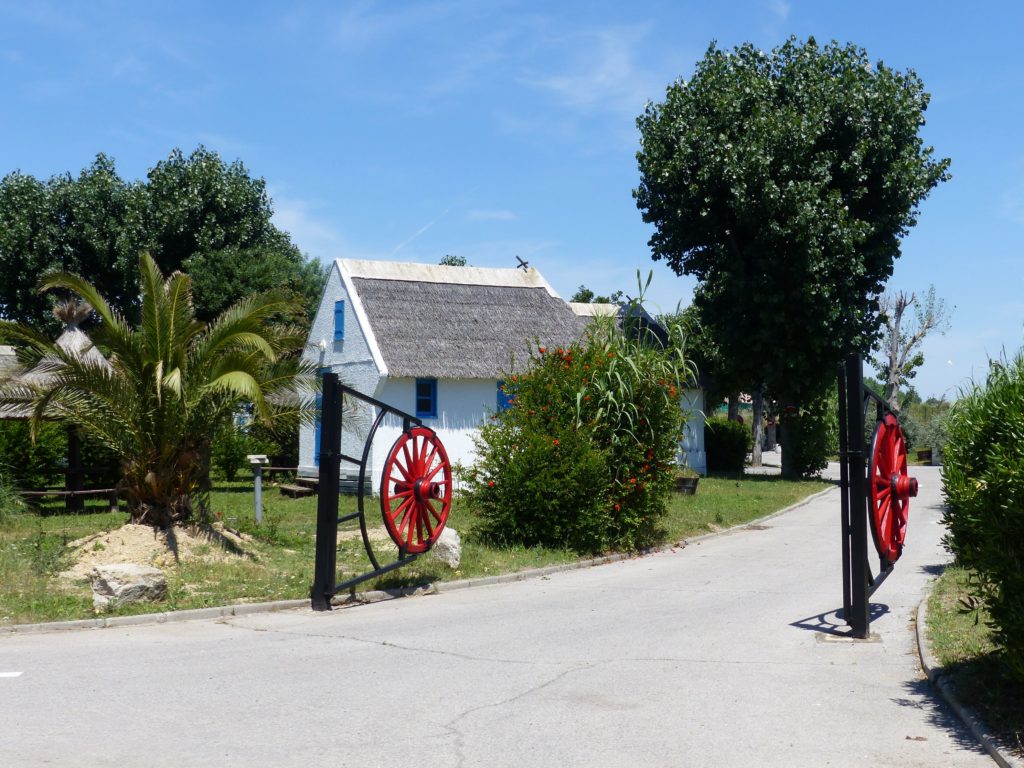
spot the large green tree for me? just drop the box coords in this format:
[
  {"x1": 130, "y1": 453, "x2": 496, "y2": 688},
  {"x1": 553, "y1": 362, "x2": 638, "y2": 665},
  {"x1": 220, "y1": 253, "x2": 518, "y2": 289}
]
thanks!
[
  {"x1": 0, "y1": 254, "x2": 315, "y2": 528},
  {"x1": 0, "y1": 147, "x2": 325, "y2": 331},
  {"x1": 0, "y1": 155, "x2": 145, "y2": 336},
  {"x1": 635, "y1": 37, "x2": 949, "y2": 470}
]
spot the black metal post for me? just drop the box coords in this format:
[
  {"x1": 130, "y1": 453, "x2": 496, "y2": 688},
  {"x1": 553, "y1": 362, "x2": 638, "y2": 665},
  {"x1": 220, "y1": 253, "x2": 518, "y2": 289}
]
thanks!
[
  {"x1": 311, "y1": 372, "x2": 342, "y2": 611},
  {"x1": 844, "y1": 354, "x2": 870, "y2": 638},
  {"x1": 837, "y1": 364, "x2": 852, "y2": 620}
]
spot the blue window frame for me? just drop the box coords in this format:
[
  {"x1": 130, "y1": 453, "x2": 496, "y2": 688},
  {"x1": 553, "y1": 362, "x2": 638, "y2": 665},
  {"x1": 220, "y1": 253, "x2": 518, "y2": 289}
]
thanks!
[
  {"x1": 496, "y1": 380, "x2": 512, "y2": 412},
  {"x1": 333, "y1": 300, "x2": 345, "y2": 341},
  {"x1": 415, "y1": 378, "x2": 437, "y2": 419}
]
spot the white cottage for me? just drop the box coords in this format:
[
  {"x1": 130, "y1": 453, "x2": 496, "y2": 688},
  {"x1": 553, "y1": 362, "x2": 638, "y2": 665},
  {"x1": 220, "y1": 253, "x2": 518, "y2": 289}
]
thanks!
[{"x1": 299, "y1": 259, "x2": 705, "y2": 489}]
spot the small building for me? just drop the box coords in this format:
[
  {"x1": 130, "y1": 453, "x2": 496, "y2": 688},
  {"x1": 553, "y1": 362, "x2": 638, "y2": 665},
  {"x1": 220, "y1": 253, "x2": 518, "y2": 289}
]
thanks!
[{"x1": 299, "y1": 259, "x2": 706, "y2": 489}]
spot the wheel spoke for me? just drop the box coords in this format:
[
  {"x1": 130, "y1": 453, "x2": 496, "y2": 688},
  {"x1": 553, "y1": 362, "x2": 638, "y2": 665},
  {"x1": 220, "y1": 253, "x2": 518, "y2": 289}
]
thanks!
[
  {"x1": 422, "y1": 442, "x2": 439, "y2": 474},
  {"x1": 425, "y1": 461, "x2": 447, "y2": 482}
]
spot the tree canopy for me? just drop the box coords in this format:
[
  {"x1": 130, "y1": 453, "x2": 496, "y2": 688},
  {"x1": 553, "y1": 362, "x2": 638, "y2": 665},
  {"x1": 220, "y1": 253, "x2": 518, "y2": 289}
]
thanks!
[
  {"x1": 569, "y1": 285, "x2": 624, "y2": 304},
  {"x1": 634, "y1": 37, "x2": 950, "y2": 404},
  {"x1": 0, "y1": 148, "x2": 325, "y2": 334}
]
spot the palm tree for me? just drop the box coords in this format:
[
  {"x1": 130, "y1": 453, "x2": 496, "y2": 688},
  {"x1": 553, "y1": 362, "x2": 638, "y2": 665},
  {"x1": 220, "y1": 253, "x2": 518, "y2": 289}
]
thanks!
[{"x1": 0, "y1": 254, "x2": 315, "y2": 528}]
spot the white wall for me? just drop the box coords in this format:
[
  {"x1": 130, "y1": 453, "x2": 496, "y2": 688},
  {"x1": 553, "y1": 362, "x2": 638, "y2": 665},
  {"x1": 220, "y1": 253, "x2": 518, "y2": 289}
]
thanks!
[
  {"x1": 299, "y1": 263, "x2": 382, "y2": 478},
  {"x1": 372, "y1": 377, "x2": 497, "y2": 490},
  {"x1": 680, "y1": 389, "x2": 707, "y2": 475}
]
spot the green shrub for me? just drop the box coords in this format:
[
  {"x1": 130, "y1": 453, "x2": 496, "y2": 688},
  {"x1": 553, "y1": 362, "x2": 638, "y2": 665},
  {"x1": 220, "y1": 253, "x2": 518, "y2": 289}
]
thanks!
[
  {"x1": 898, "y1": 411, "x2": 920, "y2": 451},
  {"x1": 918, "y1": 409, "x2": 950, "y2": 457},
  {"x1": 212, "y1": 423, "x2": 250, "y2": 482},
  {"x1": 0, "y1": 421, "x2": 67, "y2": 489},
  {"x1": 468, "y1": 423, "x2": 611, "y2": 553},
  {"x1": 704, "y1": 417, "x2": 751, "y2": 473},
  {"x1": 779, "y1": 390, "x2": 832, "y2": 478},
  {"x1": 942, "y1": 352, "x2": 1024, "y2": 680},
  {"x1": 464, "y1": 311, "x2": 695, "y2": 553}
]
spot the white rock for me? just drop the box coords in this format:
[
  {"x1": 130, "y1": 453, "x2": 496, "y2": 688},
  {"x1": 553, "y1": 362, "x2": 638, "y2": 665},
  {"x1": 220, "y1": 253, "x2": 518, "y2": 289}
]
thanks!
[
  {"x1": 430, "y1": 527, "x2": 461, "y2": 569},
  {"x1": 90, "y1": 564, "x2": 168, "y2": 609}
]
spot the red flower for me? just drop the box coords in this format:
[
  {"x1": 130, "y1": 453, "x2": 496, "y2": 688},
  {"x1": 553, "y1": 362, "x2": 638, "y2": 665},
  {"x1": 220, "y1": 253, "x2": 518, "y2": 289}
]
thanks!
[
  {"x1": 629, "y1": 477, "x2": 637, "y2": 484},
  {"x1": 552, "y1": 438, "x2": 559, "y2": 446},
  {"x1": 488, "y1": 480, "x2": 495, "y2": 487},
  {"x1": 584, "y1": 395, "x2": 590, "y2": 401},
  {"x1": 614, "y1": 503, "x2": 620, "y2": 511},
  {"x1": 538, "y1": 346, "x2": 547, "y2": 354}
]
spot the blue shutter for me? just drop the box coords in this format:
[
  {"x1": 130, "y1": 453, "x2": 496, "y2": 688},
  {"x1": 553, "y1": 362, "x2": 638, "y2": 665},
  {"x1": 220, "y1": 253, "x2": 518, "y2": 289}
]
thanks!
[{"x1": 333, "y1": 300, "x2": 345, "y2": 341}]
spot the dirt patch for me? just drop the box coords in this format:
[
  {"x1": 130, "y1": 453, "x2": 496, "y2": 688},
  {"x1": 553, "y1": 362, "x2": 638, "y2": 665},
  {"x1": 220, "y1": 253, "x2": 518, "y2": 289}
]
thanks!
[
  {"x1": 59, "y1": 523, "x2": 255, "y2": 583},
  {"x1": 338, "y1": 525, "x2": 395, "y2": 544}
]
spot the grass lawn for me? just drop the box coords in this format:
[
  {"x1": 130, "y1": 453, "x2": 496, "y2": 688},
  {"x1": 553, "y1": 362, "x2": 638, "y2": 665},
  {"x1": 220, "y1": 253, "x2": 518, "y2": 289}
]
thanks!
[
  {"x1": 926, "y1": 566, "x2": 1024, "y2": 757},
  {"x1": 0, "y1": 474, "x2": 830, "y2": 626}
]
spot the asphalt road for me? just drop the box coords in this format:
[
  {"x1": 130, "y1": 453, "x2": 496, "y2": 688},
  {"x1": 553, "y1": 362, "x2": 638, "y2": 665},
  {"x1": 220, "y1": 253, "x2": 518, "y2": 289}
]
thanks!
[{"x1": 0, "y1": 465, "x2": 994, "y2": 767}]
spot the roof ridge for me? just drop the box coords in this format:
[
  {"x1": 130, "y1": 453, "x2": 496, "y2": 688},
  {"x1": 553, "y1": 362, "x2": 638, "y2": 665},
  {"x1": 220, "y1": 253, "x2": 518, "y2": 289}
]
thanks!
[{"x1": 338, "y1": 259, "x2": 561, "y2": 299}]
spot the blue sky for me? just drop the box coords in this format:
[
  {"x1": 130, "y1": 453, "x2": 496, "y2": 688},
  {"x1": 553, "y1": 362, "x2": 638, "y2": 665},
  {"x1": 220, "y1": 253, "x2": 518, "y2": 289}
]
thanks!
[{"x1": 1, "y1": 1, "x2": 1022, "y2": 400}]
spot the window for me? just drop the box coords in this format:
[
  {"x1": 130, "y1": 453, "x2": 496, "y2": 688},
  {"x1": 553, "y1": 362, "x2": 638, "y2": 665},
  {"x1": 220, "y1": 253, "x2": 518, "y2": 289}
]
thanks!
[
  {"x1": 333, "y1": 300, "x2": 345, "y2": 341},
  {"x1": 496, "y1": 380, "x2": 512, "y2": 412},
  {"x1": 415, "y1": 378, "x2": 437, "y2": 419}
]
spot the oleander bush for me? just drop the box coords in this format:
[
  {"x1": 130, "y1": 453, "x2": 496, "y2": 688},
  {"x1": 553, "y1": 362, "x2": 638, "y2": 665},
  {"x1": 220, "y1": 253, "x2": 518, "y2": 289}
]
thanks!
[
  {"x1": 464, "y1": 307, "x2": 696, "y2": 553},
  {"x1": 942, "y1": 351, "x2": 1024, "y2": 680}
]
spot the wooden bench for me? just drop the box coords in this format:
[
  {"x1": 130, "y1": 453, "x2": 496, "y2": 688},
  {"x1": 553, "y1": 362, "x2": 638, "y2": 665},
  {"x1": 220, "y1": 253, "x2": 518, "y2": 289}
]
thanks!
[
  {"x1": 20, "y1": 488, "x2": 121, "y2": 512},
  {"x1": 279, "y1": 483, "x2": 314, "y2": 498}
]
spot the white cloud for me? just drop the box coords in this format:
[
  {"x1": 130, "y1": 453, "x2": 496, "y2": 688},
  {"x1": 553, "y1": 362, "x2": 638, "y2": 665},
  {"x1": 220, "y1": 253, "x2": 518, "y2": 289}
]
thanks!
[
  {"x1": 466, "y1": 209, "x2": 516, "y2": 222},
  {"x1": 270, "y1": 190, "x2": 353, "y2": 262},
  {"x1": 522, "y1": 24, "x2": 663, "y2": 118},
  {"x1": 391, "y1": 207, "x2": 452, "y2": 256},
  {"x1": 769, "y1": 0, "x2": 791, "y2": 23}
]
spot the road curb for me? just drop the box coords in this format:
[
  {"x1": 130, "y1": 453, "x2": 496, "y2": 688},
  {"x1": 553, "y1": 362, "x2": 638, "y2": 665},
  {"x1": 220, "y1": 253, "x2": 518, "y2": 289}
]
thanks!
[
  {"x1": 1, "y1": 483, "x2": 838, "y2": 636},
  {"x1": 916, "y1": 594, "x2": 1024, "y2": 768},
  {"x1": 0, "y1": 599, "x2": 310, "y2": 636}
]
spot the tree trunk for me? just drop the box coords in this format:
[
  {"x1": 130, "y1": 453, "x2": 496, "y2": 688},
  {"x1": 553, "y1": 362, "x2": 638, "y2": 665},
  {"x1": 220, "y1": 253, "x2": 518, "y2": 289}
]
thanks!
[
  {"x1": 750, "y1": 388, "x2": 765, "y2": 467},
  {"x1": 727, "y1": 394, "x2": 739, "y2": 422}
]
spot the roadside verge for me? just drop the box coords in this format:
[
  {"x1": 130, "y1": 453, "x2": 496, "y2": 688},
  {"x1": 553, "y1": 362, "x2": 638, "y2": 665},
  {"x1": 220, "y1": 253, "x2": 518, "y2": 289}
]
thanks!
[{"x1": 1, "y1": 485, "x2": 838, "y2": 636}]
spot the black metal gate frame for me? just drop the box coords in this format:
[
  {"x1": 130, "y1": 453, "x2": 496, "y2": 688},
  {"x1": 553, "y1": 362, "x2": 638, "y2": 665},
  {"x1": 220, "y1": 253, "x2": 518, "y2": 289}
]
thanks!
[
  {"x1": 837, "y1": 353, "x2": 898, "y2": 638},
  {"x1": 310, "y1": 372, "x2": 424, "y2": 611}
]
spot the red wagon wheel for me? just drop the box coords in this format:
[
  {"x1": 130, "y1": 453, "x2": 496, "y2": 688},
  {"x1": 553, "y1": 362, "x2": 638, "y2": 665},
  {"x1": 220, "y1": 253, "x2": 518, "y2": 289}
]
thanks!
[
  {"x1": 380, "y1": 427, "x2": 452, "y2": 554},
  {"x1": 867, "y1": 413, "x2": 918, "y2": 563}
]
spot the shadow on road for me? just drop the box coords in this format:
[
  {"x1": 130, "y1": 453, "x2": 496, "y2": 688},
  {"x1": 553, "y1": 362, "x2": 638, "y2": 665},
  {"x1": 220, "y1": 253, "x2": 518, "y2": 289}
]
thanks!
[
  {"x1": 893, "y1": 677, "x2": 990, "y2": 756},
  {"x1": 789, "y1": 603, "x2": 889, "y2": 637}
]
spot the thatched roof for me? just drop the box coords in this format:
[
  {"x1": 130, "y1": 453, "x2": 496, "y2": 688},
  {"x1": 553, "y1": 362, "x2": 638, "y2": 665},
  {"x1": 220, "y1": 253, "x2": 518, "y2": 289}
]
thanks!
[
  {"x1": 0, "y1": 345, "x2": 30, "y2": 419},
  {"x1": 348, "y1": 268, "x2": 588, "y2": 379},
  {"x1": 0, "y1": 302, "x2": 109, "y2": 419}
]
